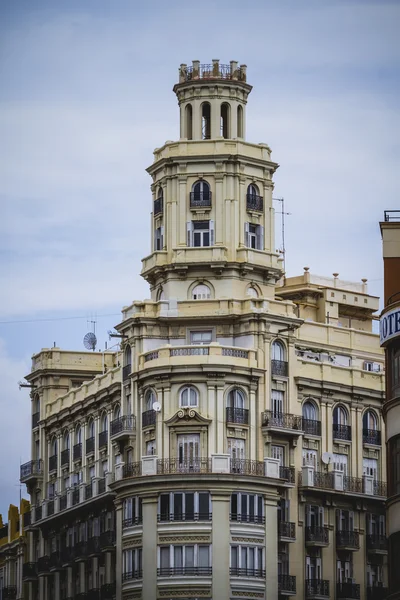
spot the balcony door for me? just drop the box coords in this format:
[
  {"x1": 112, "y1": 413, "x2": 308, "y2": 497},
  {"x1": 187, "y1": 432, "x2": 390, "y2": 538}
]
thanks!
[
  {"x1": 272, "y1": 445, "x2": 284, "y2": 466},
  {"x1": 337, "y1": 557, "x2": 353, "y2": 583},
  {"x1": 306, "y1": 505, "x2": 324, "y2": 528},
  {"x1": 363, "y1": 458, "x2": 378, "y2": 480},
  {"x1": 271, "y1": 390, "x2": 284, "y2": 416},
  {"x1": 333, "y1": 453, "x2": 348, "y2": 475},
  {"x1": 306, "y1": 555, "x2": 321, "y2": 580},
  {"x1": 178, "y1": 434, "x2": 200, "y2": 470}
]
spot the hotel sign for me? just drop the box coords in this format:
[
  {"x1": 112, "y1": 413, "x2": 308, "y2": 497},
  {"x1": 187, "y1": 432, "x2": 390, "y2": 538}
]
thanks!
[{"x1": 380, "y1": 306, "x2": 400, "y2": 345}]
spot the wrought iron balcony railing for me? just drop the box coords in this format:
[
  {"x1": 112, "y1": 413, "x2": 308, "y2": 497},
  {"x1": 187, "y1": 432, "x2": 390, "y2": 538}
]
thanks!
[
  {"x1": 59, "y1": 494, "x2": 67, "y2": 510},
  {"x1": 110, "y1": 415, "x2": 136, "y2": 437},
  {"x1": 230, "y1": 513, "x2": 265, "y2": 524},
  {"x1": 336, "y1": 530, "x2": 360, "y2": 549},
  {"x1": 98, "y1": 431, "x2": 108, "y2": 448},
  {"x1": 278, "y1": 574, "x2": 296, "y2": 594},
  {"x1": 47, "y1": 500, "x2": 54, "y2": 517},
  {"x1": 278, "y1": 521, "x2": 295, "y2": 539},
  {"x1": 122, "y1": 516, "x2": 142, "y2": 528},
  {"x1": 37, "y1": 556, "x2": 50, "y2": 574},
  {"x1": 367, "y1": 586, "x2": 389, "y2": 600},
  {"x1": 154, "y1": 197, "x2": 163, "y2": 215},
  {"x1": 73, "y1": 443, "x2": 82, "y2": 460},
  {"x1": 98, "y1": 478, "x2": 106, "y2": 494},
  {"x1": 337, "y1": 582, "x2": 361, "y2": 599},
  {"x1": 302, "y1": 418, "x2": 322, "y2": 436},
  {"x1": 280, "y1": 466, "x2": 295, "y2": 483},
  {"x1": 230, "y1": 567, "x2": 265, "y2": 578},
  {"x1": 157, "y1": 457, "x2": 212, "y2": 475},
  {"x1": 48, "y1": 454, "x2": 57, "y2": 472},
  {"x1": 32, "y1": 412, "x2": 40, "y2": 428},
  {"x1": 344, "y1": 476, "x2": 363, "y2": 493},
  {"x1": 158, "y1": 566, "x2": 212, "y2": 577},
  {"x1": 72, "y1": 488, "x2": 80, "y2": 506},
  {"x1": 262, "y1": 410, "x2": 303, "y2": 431},
  {"x1": 100, "y1": 530, "x2": 115, "y2": 549},
  {"x1": 226, "y1": 406, "x2": 249, "y2": 425},
  {"x1": 366, "y1": 534, "x2": 387, "y2": 551},
  {"x1": 305, "y1": 526, "x2": 329, "y2": 545},
  {"x1": 85, "y1": 482, "x2": 93, "y2": 500},
  {"x1": 122, "y1": 462, "x2": 142, "y2": 478},
  {"x1": 190, "y1": 191, "x2": 212, "y2": 207},
  {"x1": 230, "y1": 459, "x2": 264, "y2": 476},
  {"x1": 333, "y1": 423, "x2": 352, "y2": 440},
  {"x1": 246, "y1": 193, "x2": 263, "y2": 212},
  {"x1": 159, "y1": 512, "x2": 212, "y2": 522},
  {"x1": 87, "y1": 536, "x2": 101, "y2": 555},
  {"x1": 271, "y1": 359, "x2": 288, "y2": 376},
  {"x1": 86, "y1": 436, "x2": 95, "y2": 454},
  {"x1": 305, "y1": 580, "x2": 330, "y2": 597},
  {"x1": 122, "y1": 363, "x2": 131, "y2": 381},
  {"x1": 363, "y1": 428, "x2": 381, "y2": 445},
  {"x1": 2, "y1": 587, "x2": 17, "y2": 600},
  {"x1": 122, "y1": 570, "x2": 142, "y2": 581},
  {"x1": 142, "y1": 409, "x2": 156, "y2": 428},
  {"x1": 22, "y1": 562, "x2": 37, "y2": 579},
  {"x1": 100, "y1": 583, "x2": 116, "y2": 600},
  {"x1": 20, "y1": 459, "x2": 42, "y2": 481},
  {"x1": 61, "y1": 448, "x2": 70, "y2": 466}
]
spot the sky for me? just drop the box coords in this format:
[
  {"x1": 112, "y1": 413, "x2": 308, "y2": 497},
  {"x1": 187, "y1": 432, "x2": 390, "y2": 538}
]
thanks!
[{"x1": 0, "y1": 0, "x2": 399, "y2": 515}]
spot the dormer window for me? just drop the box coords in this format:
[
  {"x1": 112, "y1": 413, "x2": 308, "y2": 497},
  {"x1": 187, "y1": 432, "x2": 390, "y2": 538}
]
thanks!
[
  {"x1": 190, "y1": 180, "x2": 211, "y2": 208},
  {"x1": 246, "y1": 184, "x2": 263, "y2": 212}
]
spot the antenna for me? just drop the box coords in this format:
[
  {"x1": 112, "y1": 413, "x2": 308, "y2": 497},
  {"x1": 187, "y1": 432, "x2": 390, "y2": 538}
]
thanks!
[
  {"x1": 83, "y1": 332, "x2": 97, "y2": 351},
  {"x1": 152, "y1": 401, "x2": 162, "y2": 412},
  {"x1": 321, "y1": 452, "x2": 334, "y2": 469},
  {"x1": 273, "y1": 197, "x2": 291, "y2": 274}
]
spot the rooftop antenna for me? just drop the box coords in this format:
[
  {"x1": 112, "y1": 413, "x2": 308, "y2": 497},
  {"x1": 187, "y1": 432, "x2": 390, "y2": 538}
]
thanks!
[
  {"x1": 83, "y1": 317, "x2": 97, "y2": 352},
  {"x1": 273, "y1": 197, "x2": 291, "y2": 274}
]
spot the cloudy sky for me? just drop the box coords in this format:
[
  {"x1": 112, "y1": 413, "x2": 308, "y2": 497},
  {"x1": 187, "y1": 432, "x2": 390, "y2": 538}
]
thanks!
[{"x1": 0, "y1": 0, "x2": 399, "y2": 514}]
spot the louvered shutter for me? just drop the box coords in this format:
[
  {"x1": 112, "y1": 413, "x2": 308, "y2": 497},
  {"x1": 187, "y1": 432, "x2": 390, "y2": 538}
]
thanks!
[
  {"x1": 244, "y1": 222, "x2": 249, "y2": 247},
  {"x1": 209, "y1": 220, "x2": 215, "y2": 246}
]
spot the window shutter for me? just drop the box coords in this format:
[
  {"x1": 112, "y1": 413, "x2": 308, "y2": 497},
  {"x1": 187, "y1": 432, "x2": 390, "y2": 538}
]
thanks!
[
  {"x1": 187, "y1": 221, "x2": 193, "y2": 247},
  {"x1": 379, "y1": 515, "x2": 385, "y2": 535},
  {"x1": 257, "y1": 225, "x2": 264, "y2": 250},
  {"x1": 209, "y1": 220, "x2": 215, "y2": 246},
  {"x1": 349, "y1": 511, "x2": 354, "y2": 531},
  {"x1": 305, "y1": 504, "x2": 311, "y2": 526},
  {"x1": 318, "y1": 506, "x2": 324, "y2": 526},
  {"x1": 244, "y1": 222, "x2": 249, "y2": 247},
  {"x1": 160, "y1": 225, "x2": 164, "y2": 249}
]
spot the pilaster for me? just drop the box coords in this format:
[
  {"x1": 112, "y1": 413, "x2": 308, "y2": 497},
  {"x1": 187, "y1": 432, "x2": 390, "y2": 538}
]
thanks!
[
  {"x1": 264, "y1": 497, "x2": 278, "y2": 600},
  {"x1": 142, "y1": 494, "x2": 158, "y2": 600},
  {"x1": 211, "y1": 491, "x2": 230, "y2": 600}
]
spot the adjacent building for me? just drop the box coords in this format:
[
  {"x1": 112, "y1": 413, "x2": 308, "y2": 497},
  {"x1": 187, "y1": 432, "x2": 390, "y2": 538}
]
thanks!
[
  {"x1": 0, "y1": 499, "x2": 30, "y2": 600},
  {"x1": 380, "y1": 211, "x2": 400, "y2": 600},
  {"x1": 18, "y1": 61, "x2": 389, "y2": 600}
]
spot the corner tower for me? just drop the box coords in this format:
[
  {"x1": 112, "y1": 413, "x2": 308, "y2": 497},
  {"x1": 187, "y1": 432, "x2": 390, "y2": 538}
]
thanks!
[{"x1": 141, "y1": 59, "x2": 283, "y2": 303}]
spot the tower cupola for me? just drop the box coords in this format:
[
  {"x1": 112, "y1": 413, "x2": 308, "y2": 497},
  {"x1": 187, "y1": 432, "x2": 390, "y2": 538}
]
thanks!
[{"x1": 173, "y1": 59, "x2": 252, "y2": 141}]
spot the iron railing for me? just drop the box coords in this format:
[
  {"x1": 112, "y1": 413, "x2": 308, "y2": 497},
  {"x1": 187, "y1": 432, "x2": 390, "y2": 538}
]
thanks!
[
  {"x1": 313, "y1": 471, "x2": 334, "y2": 489},
  {"x1": 344, "y1": 476, "x2": 363, "y2": 493},
  {"x1": 98, "y1": 478, "x2": 106, "y2": 494},
  {"x1": 226, "y1": 407, "x2": 249, "y2": 425},
  {"x1": 35, "y1": 505, "x2": 42, "y2": 521},
  {"x1": 337, "y1": 582, "x2": 361, "y2": 599},
  {"x1": 123, "y1": 462, "x2": 142, "y2": 478},
  {"x1": 278, "y1": 574, "x2": 296, "y2": 593},
  {"x1": 47, "y1": 500, "x2": 54, "y2": 517},
  {"x1": 246, "y1": 193, "x2": 264, "y2": 212},
  {"x1": 49, "y1": 551, "x2": 62, "y2": 570},
  {"x1": 384, "y1": 210, "x2": 400, "y2": 222},
  {"x1": 336, "y1": 530, "x2": 360, "y2": 549},
  {"x1": 122, "y1": 571, "x2": 142, "y2": 580},
  {"x1": 185, "y1": 63, "x2": 246, "y2": 81},
  {"x1": 23, "y1": 511, "x2": 31, "y2": 527},
  {"x1": 189, "y1": 191, "x2": 212, "y2": 207},
  {"x1": 333, "y1": 423, "x2": 352, "y2": 440},
  {"x1": 230, "y1": 459, "x2": 264, "y2": 476},
  {"x1": 61, "y1": 448, "x2": 70, "y2": 466},
  {"x1": 2, "y1": 588, "x2": 17, "y2": 600},
  {"x1": 158, "y1": 566, "x2": 212, "y2": 576},
  {"x1": 85, "y1": 482, "x2": 93, "y2": 500},
  {"x1": 142, "y1": 409, "x2": 156, "y2": 427},
  {"x1": 100, "y1": 530, "x2": 115, "y2": 549},
  {"x1": 363, "y1": 428, "x2": 381, "y2": 445},
  {"x1": 100, "y1": 583, "x2": 116, "y2": 600},
  {"x1": 157, "y1": 457, "x2": 212, "y2": 475},
  {"x1": 262, "y1": 410, "x2": 303, "y2": 431},
  {"x1": 374, "y1": 480, "x2": 387, "y2": 497},
  {"x1": 302, "y1": 418, "x2": 322, "y2": 436},
  {"x1": 154, "y1": 197, "x2": 163, "y2": 215},
  {"x1": 20, "y1": 459, "x2": 42, "y2": 480},
  {"x1": 271, "y1": 359, "x2": 288, "y2": 376},
  {"x1": 59, "y1": 494, "x2": 67, "y2": 511},
  {"x1": 305, "y1": 526, "x2": 329, "y2": 545},
  {"x1": 366, "y1": 533, "x2": 387, "y2": 551},
  {"x1": 87, "y1": 536, "x2": 101, "y2": 555},
  {"x1": 305, "y1": 580, "x2": 329, "y2": 597},
  {"x1": 48, "y1": 454, "x2": 57, "y2": 472},
  {"x1": 98, "y1": 431, "x2": 108, "y2": 448},
  {"x1": 73, "y1": 443, "x2": 82, "y2": 460},
  {"x1": 32, "y1": 412, "x2": 40, "y2": 428},
  {"x1": 230, "y1": 513, "x2": 265, "y2": 524},
  {"x1": 280, "y1": 466, "x2": 295, "y2": 483},
  {"x1": 159, "y1": 512, "x2": 212, "y2": 522},
  {"x1": 72, "y1": 488, "x2": 80, "y2": 506},
  {"x1": 86, "y1": 436, "x2": 95, "y2": 454},
  {"x1": 230, "y1": 567, "x2": 265, "y2": 578},
  {"x1": 110, "y1": 415, "x2": 136, "y2": 436},
  {"x1": 278, "y1": 521, "x2": 295, "y2": 539},
  {"x1": 22, "y1": 562, "x2": 37, "y2": 579},
  {"x1": 37, "y1": 556, "x2": 50, "y2": 574},
  {"x1": 122, "y1": 516, "x2": 142, "y2": 528},
  {"x1": 122, "y1": 364, "x2": 131, "y2": 381},
  {"x1": 367, "y1": 586, "x2": 389, "y2": 600}
]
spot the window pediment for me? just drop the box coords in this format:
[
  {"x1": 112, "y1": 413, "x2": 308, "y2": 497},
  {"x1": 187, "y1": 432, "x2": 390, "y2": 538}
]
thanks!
[{"x1": 165, "y1": 408, "x2": 211, "y2": 427}]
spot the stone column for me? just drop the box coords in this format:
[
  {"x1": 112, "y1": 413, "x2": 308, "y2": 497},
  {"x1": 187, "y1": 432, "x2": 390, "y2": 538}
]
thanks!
[
  {"x1": 142, "y1": 494, "x2": 158, "y2": 600},
  {"x1": 79, "y1": 562, "x2": 85, "y2": 593},
  {"x1": 230, "y1": 102, "x2": 238, "y2": 139},
  {"x1": 178, "y1": 176, "x2": 187, "y2": 247},
  {"x1": 215, "y1": 174, "x2": 224, "y2": 246},
  {"x1": 211, "y1": 491, "x2": 230, "y2": 600},
  {"x1": 211, "y1": 98, "x2": 221, "y2": 139},
  {"x1": 115, "y1": 500, "x2": 123, "y2": 600},
  {"x1": 66, "y1": 566, "x2": 73, "y2": 599},
  {"x1": 105, "y1": 551, "x2": 112, "y2": 584},
  {"x1": 54, "y1": 572, "x2": 60, "y2": 600},
  {"x1": 265, "y1": 497, "x2": 278, "y2": 600},
  {"x1": 216, "y1": 384, "x2": 225, "y2": 453}
]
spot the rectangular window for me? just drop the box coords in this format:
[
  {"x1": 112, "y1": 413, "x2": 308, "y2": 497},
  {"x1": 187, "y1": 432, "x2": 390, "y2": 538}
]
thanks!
[
  {"x1": 230, "y1": 545, "x2": 264, "y2": 576},
  {"x1": 271, "y1": 390, "x2": 284, "y2": 415},
  {"x1": 190, "y1": 330, "x2": 212, "y2": 345},
  {"x1": 159, "y1": 492, "x2": 210, "y2": 521},
  {"x1": 187, "y1": 220, "x2": 214, "y2": 247},
  {"x1": 158, "y1": 544, "x2": 211, "y2": 574},
  {"x1": 154, "y1": 226, "x2": 164, "y2": 251},
  {"x1": 305, "y1": 504, "x2": 324, "y2": 528},
  {"x1": 245, "y1": 222, "x2": 264, "y2": 250},
  {"x1": 333, "y1": 453, "x2": 348, "y2": 475},
  {"x1": 363, "y1": 458, "x2": 378, "y2": 480},
  {"x1": 177, "y1": 434, "x2": 200, "y2": 468},
  {"x1": 123, "y1": 496, "x2": 142, "y2": 527},
  {"x1": 336, "y1": 509, "x2": 354, "y2": 531},
  {"x1": 230, "y1": 493, "x2": 264, "y2": 523},
  {"x1": 122, "y1": 548, "x2": 142, "y2": 578},
  {"x1": 271, "y1": 445, "x2": 284, "y2": 466}
]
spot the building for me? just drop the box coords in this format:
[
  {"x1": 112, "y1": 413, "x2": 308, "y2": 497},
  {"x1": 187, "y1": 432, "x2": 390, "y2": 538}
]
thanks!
[
  {"x1": 0, "y1": 499, "x2": 30, "y2": 600},
  {"x1": 19, "y1": 60, "x2": 388, "y2": 600},
  {"x1": 380, "y1": 211, "x2": 400, "y2": 600}
]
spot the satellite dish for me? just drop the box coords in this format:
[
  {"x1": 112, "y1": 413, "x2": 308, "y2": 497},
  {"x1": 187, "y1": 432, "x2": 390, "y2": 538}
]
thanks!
[
  {"x1": 321, "y1": 452, "x2": 334, "y2": 465},
  {"x1": 83, "y1": 332, "x2": 97, "y2": 351},
  {"x1": 152, "y1": 402, "x2": 161, "y2": 412}
]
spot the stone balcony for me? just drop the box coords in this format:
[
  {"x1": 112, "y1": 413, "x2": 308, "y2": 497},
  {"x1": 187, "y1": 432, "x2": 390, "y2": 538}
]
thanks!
[{"x1": 299, "y1": 466, "x2": 387, "y2": 498}]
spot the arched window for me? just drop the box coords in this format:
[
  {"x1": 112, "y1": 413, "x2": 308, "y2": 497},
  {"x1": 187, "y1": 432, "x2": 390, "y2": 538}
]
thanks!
[
  {"x1": 333, "y1": 405, "x2": 348, "y2": 426},
  {"x1": 51, "y1": 437, "x2": 58, "y2": 456},
  {"x1": 272, "y1": 340, "x2": 285, "y2": 362},
  {"x1": 247, "y1": 183, "x2": 259, "y2": 198},
  {"x1": 101, "y1": 414, "x2": 108, "y2": 432},
  {"x1": 157, "y1": 188, "x2": 163, "y2": 201},
  {"x1": 246, "y1": 286, "x2": 258, "y2": 298},
  {"x1": 201, "y1": 102, "x2": 211, "y2": 140},
  {"x1": 157, "y1": 287, "x2": 165, "y2": 301},
  {"x1": 237, "y1": 105, "x2": 243, "y2": 138},
  {"x1": 88, "y1": 419, "x2": 95, "y2": 439},
  {"x1": 192, "y1": 284, "x2": 211, "y2": 300},
  {"x1": 220, "y1": 103, "x2": 230, "y2": 138},
  {"x1": 363, "y1": 410, "x2": 377, "y2": 430},
  {"x1": 114, "y1": 405, "x2": 121, "y2": 420},
  {"x1": 227, "y1": 388, "x2": 245, "y2": 409},
  {"x1": 302, "y1": 400, "x2": 320, "y2": 435},
  {"x1": 124, "y1": 345, "x2": 131, "y2": 367},
  {"x1": 180, "y1": 386, "x2": 198, "y2": 408},
  {"x1": 34, "y1": 394, "x2": 40, "y2": 413},
  {"x1": 191, "y1": 180, "x2": 211, "y2": 206},
  {"x1": 302, "y1": 401, "x2": 318, "y2": 421},
  {"x1": 145, "y1": 389, "x2": 156, "y2": 411},
  {"x1": 63, "y1": 431, "x2": 70, "y2": 450},
  {"x1": 75, "y1": 425, "x2": 82, "y2": 445},
  {"x1": 185, "y1": 104, "x2": 193, "y2": 140}
]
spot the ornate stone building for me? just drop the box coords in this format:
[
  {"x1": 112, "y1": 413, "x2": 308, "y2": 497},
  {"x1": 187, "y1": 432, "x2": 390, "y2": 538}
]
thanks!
[{"x1": 18, "y1": 61, "x2": 388, "y2": 600}]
